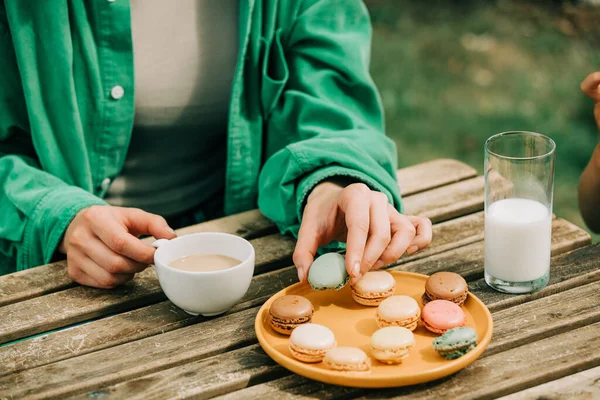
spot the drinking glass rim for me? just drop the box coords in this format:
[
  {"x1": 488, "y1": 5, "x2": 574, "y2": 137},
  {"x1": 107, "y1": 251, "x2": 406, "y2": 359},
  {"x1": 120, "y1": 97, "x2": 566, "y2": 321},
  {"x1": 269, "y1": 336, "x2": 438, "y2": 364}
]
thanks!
[{"x1": 485, "y1": 131, "x2": 556, "y2": 161}]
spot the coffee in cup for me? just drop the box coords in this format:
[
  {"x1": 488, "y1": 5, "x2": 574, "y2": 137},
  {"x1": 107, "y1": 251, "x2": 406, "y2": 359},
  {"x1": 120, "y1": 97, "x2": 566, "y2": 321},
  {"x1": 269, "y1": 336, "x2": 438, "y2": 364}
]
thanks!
[
  {"x1": 152, "y1": 233, "x2": 255, "y2": 317},
  {"x1": 169, "y1": 254, "x2": 241, "y2": 272}
]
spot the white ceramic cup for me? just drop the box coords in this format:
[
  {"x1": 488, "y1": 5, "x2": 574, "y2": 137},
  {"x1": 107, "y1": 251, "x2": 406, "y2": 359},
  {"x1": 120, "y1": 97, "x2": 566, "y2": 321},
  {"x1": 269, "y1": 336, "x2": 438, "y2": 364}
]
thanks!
[{"x1": 152, "y1": 233, "x2": 255, "y2": 317}]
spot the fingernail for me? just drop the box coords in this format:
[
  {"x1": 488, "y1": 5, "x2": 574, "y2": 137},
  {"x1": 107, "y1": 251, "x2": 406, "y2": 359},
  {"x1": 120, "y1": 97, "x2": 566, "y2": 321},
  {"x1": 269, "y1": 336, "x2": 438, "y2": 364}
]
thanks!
[
  {"x1": 166, "y1": 227, "x2": 176, "y2": 236},
  {"x1": 374, "y1": 260, "x2": 385, "y2": 270},
  {"x1": 351, "y1": 273, "x2": 362, "y2": 285},
  {"x1": 407, "y1": 245, "x2": 419, "y2": 255},
  {"x1": 352, "y1": 262, "x2": 361, "y2": 277},
  {"x1": 297, "y1": 267, "x2": 305, "y2": 283}
]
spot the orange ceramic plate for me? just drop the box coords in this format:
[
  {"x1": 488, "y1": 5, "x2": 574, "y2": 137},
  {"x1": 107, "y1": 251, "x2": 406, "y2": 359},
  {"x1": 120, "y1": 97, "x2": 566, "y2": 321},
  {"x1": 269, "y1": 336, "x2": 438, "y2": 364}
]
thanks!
[{"x1": 255, "y1": 271, "x2": 493, "y2": 388}]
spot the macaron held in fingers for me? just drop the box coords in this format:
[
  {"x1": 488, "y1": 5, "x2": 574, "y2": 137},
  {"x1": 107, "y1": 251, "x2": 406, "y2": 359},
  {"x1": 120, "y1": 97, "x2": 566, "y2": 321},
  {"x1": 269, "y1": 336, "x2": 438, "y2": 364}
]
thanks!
[{"x1": 307, "y1": 253, "x2": 350, "y2": 291}]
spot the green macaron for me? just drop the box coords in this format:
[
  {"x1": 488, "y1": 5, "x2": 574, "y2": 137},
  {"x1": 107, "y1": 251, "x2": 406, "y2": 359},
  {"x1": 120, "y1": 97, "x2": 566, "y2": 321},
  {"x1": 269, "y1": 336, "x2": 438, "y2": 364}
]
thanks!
[
  {"x1": 432, "y1": 327, "x2": 478, "y2": 360},
  {"x1": 307, "y1": 252, "x2": 349, "y2": 291}
]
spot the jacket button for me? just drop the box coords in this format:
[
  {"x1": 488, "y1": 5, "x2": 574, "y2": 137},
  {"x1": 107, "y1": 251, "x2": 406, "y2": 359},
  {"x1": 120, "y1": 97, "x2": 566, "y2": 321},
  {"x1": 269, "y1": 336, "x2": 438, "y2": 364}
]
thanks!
[
  {"x1": 101, "y1": 178, "x2": 111, "y2": 191},
  {"x1": 110, "y1": 85, "x2": 125, "y2": 100}
]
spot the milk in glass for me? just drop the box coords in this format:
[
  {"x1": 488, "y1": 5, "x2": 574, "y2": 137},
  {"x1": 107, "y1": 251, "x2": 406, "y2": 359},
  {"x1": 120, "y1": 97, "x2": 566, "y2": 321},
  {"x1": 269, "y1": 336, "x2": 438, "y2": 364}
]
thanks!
[{"x1": 484, "y1": 198, "x2": 551, "y2": 282}]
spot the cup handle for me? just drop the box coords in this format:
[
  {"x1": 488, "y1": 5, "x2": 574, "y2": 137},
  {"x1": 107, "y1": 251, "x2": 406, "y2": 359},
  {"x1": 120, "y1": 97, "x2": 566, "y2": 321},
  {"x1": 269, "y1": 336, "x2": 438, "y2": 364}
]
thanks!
[{"x1": 152, "y1": 239, "x2": 170, "y2": 248}]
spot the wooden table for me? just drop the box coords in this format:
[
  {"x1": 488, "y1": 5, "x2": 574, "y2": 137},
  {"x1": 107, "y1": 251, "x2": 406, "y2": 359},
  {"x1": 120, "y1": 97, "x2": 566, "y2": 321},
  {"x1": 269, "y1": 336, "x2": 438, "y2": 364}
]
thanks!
[{"x1": 1, "y1": 159, "x2": 599, "y2": 400}]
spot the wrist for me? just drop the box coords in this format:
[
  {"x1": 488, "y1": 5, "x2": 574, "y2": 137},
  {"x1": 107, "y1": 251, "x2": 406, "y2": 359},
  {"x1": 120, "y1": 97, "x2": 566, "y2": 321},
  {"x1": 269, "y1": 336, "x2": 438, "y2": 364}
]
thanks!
[{"x1": 308, "y1": 180, "x2": 344, "y2": 203}]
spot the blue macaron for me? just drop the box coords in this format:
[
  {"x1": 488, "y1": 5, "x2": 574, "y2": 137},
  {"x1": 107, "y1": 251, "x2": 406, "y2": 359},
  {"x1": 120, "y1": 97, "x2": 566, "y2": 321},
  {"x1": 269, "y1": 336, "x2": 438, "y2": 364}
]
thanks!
[
  {"x1": 307, "y1": 252, "x2": 349, "y2": 290},
  {"x1": 432, "y1": 327, "x2": 478, "y2": 360}
]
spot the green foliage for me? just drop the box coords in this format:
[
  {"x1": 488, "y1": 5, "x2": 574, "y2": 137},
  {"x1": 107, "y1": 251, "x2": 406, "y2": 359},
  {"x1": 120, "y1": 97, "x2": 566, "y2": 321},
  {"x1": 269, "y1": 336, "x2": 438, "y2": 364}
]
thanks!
[{"x1": 367, "y1": 0, "x2": 600, "y2": 238}]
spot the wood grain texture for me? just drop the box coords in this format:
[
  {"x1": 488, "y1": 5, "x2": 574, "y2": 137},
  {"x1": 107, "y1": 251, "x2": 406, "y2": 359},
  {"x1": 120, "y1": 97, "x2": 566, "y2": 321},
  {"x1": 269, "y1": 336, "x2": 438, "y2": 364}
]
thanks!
[
  {"x1": 0, "y1": 216, "x2": 588, "y2": 378},
  {"x1": 0, "y1": 261, "x2": 75, "y2": 308},
  {"x1": 0, "y1": 232, "x2": 295, "y2": 347},
  {"x1": 0, "y1": 210, "x2": 273, "y2": 309},
  {"x1": 499, "y1": 366, "x2": 600, "y2": 400},
  {"x1": 72, "y1": 280, "x2": 600, "y2": 400},
  {"x1": 2, "y1": 234, "x2": 595, "y2": 399},
  {"x1": 359, "y1": 323, "x2": 600, "y2": 399},
  {"x1": 395, "y1": 159, "x2": 477, "y2": 196},
  {"x1": 0, "y1": 211, "x2": 488, "y2": 375},
  {"x1": 472, "y1": 242, "x2": 600, "y2": 313},
  {"x1": 393, "y1": 218, "x2": 590, "y2": 281},
  {"x1": 0, "y1": 271, "x2": 165, "y2": 346},
  {"x1": 403, "y1": 175, "x2": 512, "y2": 223},
  {"x1": 0, "y1": 174, "x2": 500, "y2": 346},
  {"x1": 0, "y1": 160, "x2": 476, "y2": 308}
]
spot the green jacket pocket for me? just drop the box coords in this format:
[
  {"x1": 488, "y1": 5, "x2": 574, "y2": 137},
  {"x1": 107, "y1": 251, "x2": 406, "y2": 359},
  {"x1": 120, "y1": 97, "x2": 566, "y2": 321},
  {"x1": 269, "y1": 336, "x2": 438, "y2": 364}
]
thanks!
[{"x1": 260, "y1": 29, "x2": 289, "y2": 118}]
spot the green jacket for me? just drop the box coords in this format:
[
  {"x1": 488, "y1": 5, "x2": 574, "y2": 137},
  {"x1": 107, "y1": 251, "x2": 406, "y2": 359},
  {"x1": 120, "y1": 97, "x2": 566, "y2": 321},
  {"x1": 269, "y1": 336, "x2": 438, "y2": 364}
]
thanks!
[{"x1": 0, "y1": 0, "x2": 402, "y2": 275}]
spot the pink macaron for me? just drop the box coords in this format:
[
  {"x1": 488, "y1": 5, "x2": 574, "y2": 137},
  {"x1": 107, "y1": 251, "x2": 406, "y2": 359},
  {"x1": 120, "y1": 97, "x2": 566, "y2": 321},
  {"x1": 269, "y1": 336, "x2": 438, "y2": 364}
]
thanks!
[{"x1": 421, "y1": 299, "x2": 467, "y2": 334}]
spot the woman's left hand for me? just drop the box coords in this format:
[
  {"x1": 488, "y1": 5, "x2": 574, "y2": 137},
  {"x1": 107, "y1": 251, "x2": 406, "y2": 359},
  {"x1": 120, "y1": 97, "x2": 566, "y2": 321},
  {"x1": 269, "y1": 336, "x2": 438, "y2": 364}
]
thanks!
[{"x1": 293, "y1": 181, "x2": 433, "y2": 284}]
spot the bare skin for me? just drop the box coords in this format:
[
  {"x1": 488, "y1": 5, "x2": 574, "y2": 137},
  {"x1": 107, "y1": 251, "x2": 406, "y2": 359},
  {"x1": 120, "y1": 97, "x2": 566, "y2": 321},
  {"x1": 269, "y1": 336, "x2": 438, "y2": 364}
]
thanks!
[
  {"x1": 59, "y1": 206, "x2": 176, "y2": 288},
  {"x1": 293, "y1": 181, "x2": 432, "y2": 285},
  {"x1": 579, "y1": 72, "x2": 600, "y2": 233},
  {"x1": 61, "y1": 182, "x2": 432, "y2": 289}
]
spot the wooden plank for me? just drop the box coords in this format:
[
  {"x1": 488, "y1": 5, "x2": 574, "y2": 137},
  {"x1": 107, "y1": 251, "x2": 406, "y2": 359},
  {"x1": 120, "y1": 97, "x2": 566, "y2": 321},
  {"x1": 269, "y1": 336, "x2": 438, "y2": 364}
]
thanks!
[
  {"x1": 394, "y1": 217, "x2": 590, "y2": 281},
  {"x1": 70, "y1": 279, "x2": 600, "y2": 400},
  {"x1": 0, "y1": 173, "x2": 499, "y2": 346},
  {"x1": 0, "y1": 216, "x2": 588, "y2": 376},
  {"x1": 403, "y1": 175, "x2": 512, "y2": 223},
  {"x1": 499, "y1": 365, "x2": 600, "y2": 400},
  {"x1": 0, "y1": 211, "x2": 488, "y2": 375},
  {"x1": 395, "y1": 159, "x2": 477, "y2": 196},
  {"x1": 0, "y1": 235, "x2": 595, "y2": 399},
  {"x1": 0, "y1": 260, "x2": 74, "y2": 308},
  {"x1": 363, "y1": 324, "x2": 600, "y2": 399},
  {"x1": 0, "y1": 160, "x2": 475, "y2": 307},
  {"x1": 472, "y1": 241, "x2": 600, "y2": 313},
  {"x1": 0, "y1": 210, "x2": 273, "y2": 309},
  {"x1": 0, "y1": 232, "x2": 295, "y2": 347}
]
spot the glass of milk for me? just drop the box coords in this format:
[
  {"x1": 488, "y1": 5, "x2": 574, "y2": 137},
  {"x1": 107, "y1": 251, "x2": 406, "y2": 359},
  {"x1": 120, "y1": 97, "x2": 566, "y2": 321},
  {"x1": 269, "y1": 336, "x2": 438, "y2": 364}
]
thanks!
[{"x1": 484, "y1": 131, "x2": 555, "y2": 294}]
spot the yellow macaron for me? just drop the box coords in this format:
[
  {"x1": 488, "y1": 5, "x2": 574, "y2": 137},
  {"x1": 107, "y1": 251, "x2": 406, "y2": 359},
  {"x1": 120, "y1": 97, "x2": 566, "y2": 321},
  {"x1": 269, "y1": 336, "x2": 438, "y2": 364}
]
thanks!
[
  {"x1": 289, "y1": 323, "x2": 336, "y2": 363},
  {"x1": 376, "y1": 295, "x2": 421, "y2": 330},
  {"x1": 351, "y1": 271, "x2": 396, "y2": 306},
  {"x1": 324, "y1": 346, "x2": 371, "y2": 372},
  {"x1": 370, "y1": 326, "x2": 415, "y2": 364}
]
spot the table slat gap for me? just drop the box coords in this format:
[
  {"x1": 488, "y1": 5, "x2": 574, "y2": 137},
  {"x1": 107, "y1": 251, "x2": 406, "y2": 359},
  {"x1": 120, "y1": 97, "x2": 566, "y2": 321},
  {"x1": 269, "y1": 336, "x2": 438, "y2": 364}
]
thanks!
[
  {"x1": 64, "y1": 280, "x2": 600, "y2": 400},
  {"x1": 0, "y1": 159, "x2": 476, "y2": 307}
]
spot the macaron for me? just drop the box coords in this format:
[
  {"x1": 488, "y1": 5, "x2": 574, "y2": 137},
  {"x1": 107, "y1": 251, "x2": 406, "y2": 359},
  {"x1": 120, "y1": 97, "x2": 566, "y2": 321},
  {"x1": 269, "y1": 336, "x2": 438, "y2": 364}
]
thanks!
[
  {"x1": 324, "y1": 347, "x2": 371, "y2": 372},
  {"x1": 433, "y1": 327, "x2": 478, "y2": 360},
  {"x1": 370, "y1": 326, "x2": 414, "y2": 364},
  {"x1": 351, "y1": 271, "x2": 396, "y2": 306},
  {"x1": 422, "y1": 272, "x2": 469, "y2": 306},
  {"x1": 289, "y1": 323, "x2": 336, "y2": 363},
  {"x1": 421, "y1": 299, "x2": 467, "y2": 334},
  {"x1": 307, "y1": 253, "x2": 349, "y2": 291},
  {"x1": 269, "y1": 295, "x2": 314, "y2": 335},
  {"x1": 376, "y1": 295, "x2": 421, "y2": 331}
]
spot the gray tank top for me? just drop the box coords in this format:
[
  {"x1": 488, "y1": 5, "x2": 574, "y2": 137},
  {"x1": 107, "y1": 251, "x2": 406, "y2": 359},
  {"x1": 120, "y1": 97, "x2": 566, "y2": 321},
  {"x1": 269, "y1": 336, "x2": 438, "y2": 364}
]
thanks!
[{"x1": 105, "y1": 0, "x2": 238, "y2": 217}]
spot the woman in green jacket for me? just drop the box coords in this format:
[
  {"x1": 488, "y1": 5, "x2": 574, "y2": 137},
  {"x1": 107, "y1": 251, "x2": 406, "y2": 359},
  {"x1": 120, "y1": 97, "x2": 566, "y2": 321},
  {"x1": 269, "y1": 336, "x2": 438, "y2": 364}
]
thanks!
[{"x1": 0, "y1": 0, "x2": 432, "y2": 288}]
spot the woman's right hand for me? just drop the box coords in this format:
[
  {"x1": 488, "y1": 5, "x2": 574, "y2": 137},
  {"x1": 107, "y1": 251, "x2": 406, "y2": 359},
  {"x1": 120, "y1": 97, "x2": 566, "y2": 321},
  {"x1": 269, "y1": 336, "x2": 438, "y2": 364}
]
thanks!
[{"x1": 59, "y1": 205, "x2": 176, "y2": 288}]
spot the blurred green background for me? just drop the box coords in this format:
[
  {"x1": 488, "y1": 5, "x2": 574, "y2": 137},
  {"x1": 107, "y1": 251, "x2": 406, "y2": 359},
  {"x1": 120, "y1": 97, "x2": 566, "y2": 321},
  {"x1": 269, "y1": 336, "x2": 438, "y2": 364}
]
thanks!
[{"x1": 365, "y1": 0, "x2": 600, "y2": 239}]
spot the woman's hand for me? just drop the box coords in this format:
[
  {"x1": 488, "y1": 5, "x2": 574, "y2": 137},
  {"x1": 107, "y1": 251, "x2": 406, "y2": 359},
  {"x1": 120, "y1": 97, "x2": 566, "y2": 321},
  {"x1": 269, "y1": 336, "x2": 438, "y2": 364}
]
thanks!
[
  {"x1": 293, "y1": 181, "x2": 432, "y2": 284},
  {"x1": 59, "y1": 206, "x2": 176, "y2": 288}
]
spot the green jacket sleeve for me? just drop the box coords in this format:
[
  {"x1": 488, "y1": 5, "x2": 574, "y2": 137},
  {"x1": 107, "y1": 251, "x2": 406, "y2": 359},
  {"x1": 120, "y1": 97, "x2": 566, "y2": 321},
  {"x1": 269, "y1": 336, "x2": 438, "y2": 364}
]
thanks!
[
  {"x1": 0, "y1": 8, "x2": 106, "y2": 274},
  {"x1": 257, "y1": 0, "x2": 402, "y2": 241}
]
